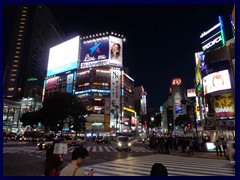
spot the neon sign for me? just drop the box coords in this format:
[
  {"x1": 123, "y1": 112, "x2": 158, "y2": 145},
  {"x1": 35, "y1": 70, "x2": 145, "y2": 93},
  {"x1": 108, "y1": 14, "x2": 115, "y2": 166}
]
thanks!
[{"x1": 172, "y1": 78, "x2": 182, "y2": 86}]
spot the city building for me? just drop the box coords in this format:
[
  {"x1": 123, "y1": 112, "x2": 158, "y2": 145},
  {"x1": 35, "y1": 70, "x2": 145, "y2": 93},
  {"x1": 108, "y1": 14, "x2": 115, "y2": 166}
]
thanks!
[
  {"x1": 43, "y1": 33, "x2": 136, "y2": 136},
  {"x1": 196, "y1": 14, "x2": 235, "y2": 142},
  {"x1": 3, "y1": 4, "x2": 64, "y2": 132}
]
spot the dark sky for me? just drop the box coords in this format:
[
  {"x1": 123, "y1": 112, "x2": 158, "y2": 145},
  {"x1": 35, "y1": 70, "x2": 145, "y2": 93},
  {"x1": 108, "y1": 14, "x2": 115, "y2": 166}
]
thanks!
[{"x1": 4, "y1": 4, "x2": 234, "y2": 108}]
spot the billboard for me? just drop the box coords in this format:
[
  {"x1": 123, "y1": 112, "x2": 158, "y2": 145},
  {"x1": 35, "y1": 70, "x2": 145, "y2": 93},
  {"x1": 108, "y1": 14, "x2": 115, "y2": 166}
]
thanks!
[
  {"x1": 110, "y1": 67, "x2": 121, "y2": 129},
  {"x1": 200, "y1": 16, "x2": 226, "y2": 52},
  {"x1": 47, "y1": 36, "x2": 79, "y2": 77},
  {"x1": 80, "y1": 35, "x2": 123, "y2": 69},
  {"x1": 80, "y1": 37, "x2": 109, "y2": 69},
  {"x1": 109, "y1": 36, "x2": 123, "y2": 67},
  {"x1": 174, "y1": 101, "x2": 183, "y2": 114},
  {"x1": 187, "y1": 89, "x2": 196, "y2": 97},
  {"x1": 203, "y1": 69, "x2": 231, "y2": 95},
  {"x1": 46, "y1": 77, "x2": 58, "y2": 90},
  {"x1": 213, "y1": 93, "x2": 235, "y2": 117}
]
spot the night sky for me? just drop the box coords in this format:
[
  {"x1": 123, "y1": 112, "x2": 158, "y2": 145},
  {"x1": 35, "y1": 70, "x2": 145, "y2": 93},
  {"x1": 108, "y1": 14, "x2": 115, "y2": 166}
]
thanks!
[{"x1": 3, "y1": 4, "x2": 234, "y2": 108}]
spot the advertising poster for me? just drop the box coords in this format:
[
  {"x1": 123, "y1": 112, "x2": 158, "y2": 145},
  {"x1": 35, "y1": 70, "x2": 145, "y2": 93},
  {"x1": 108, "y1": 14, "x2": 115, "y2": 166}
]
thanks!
[
  {"x1": 175, "y1": 101, "x2": 183, "y2": 114},
  {"x1": 202, "y1": 69, "x2": 231, "y2": 95},
  {"x1": 80, "y1": 37, "x2": 109, "y2": 69},
  {"x1": 109, "y1": 36, "x2": 123, "y2": 67},
  {"x1": 47, "y1": 36, "x2": 79, "y2": 77},
  {"x1": 213, "y1": 93, "x2": 235, "y2": 117},
  {"x1": 110, "y1": 68, "x2": 121, "y2": 129},
  {"x1": 46, "y1": 77, "x2": 58, "y2": 90}
]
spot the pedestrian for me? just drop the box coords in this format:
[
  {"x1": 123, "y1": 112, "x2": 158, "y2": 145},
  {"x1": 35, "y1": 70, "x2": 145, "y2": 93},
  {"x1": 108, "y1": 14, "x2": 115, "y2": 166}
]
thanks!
[
  {"x1": 59, "y1": 146, "x2": 95, "y2": 176},
  {"x1": 44, "y1": 154, "x2": 62, "y2": 176},
  {"x1": 214, "y1": 139, "x2": 223, "y2": 156},
  {"x1": 150, "y1": 163, "x2": 168, "y2": 176},
  {"x1": 221, "y1": 138, "x2": 227, "y2": 157}
]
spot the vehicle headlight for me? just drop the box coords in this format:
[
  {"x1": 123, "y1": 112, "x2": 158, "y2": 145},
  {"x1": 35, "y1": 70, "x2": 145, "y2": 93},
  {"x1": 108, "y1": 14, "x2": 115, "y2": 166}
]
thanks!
[
  {"x1": 128, "y1": 143, "x2": 131, "y2": 146},
  {"x1": 118, "y1": 142, "x2": 122, "y2": 146},
  {"x1": 37, "y1": 143, "x2": 40, "y2": 146},
  {"x1": 42, "y1": 144, "x2": 45, "y2": 147}
]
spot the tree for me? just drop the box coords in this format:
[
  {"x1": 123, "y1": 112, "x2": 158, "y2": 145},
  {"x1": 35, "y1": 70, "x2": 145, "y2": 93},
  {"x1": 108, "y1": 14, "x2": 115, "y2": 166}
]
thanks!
[
  {"x1": 68, "y1": 99, "x2": 88, "y2": 135},
  {"x1": 41, "y1": 93, "x2": 74, "y2": 132},
  {"x1": 20, "y1": 111, "x2": 39, "y2": 127},
  {"x1": 41, "y1": 92, "x2": 87, "y2": 133},
  {"x1": 174, "y1": 114, "x2": 191, "y2": 130}
]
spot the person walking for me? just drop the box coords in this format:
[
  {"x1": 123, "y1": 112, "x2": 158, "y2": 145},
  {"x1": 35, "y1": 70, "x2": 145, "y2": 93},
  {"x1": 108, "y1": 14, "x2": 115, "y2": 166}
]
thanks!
[
  {"x1": 214, "y1": 139, "x2": 223, "y2": 156},
  {"x1": 221, "y1": 138, "x2": 227, "y2": 157},
  {"x1": 59, "y1": 147, "x2": 95, "y2": 176},
  {"x1": 150, "y1": 163, "x2": 168, "y2": 176},
  {"x1": 44, "y1": 154, "x2": 62, "y2": 176}
]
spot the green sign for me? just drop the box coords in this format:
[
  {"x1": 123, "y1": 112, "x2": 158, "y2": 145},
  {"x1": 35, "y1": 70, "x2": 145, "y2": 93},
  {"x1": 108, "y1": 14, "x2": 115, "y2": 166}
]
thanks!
[{"x1": 27, "y1": 77, "x2": 38, "y2": 81}]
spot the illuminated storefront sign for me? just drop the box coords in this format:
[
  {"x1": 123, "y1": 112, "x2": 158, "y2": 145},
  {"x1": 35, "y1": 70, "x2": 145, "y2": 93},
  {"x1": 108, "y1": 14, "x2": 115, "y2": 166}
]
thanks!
[
  {"x1": 75, "y1": 89, "x2": 110, "y2": 95},
  {"x1": 172, "y1": 78, "x2": 182, "y2": 86},
  {"x1": 187, "y1": 89, "x2": 196, "y2": 97},
  {"x1": 200, "y1": 16, "x2": 226, "y2": 52}
]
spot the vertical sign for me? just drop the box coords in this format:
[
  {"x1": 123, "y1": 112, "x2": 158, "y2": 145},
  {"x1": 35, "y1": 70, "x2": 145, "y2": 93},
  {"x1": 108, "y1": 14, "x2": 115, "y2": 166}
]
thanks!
[
  {"x1": 110, "y1": 67, "x2": 121, "y2": 129},
  {"x1": 66, "y1": 73, "x2": 73, "y2": 93}
]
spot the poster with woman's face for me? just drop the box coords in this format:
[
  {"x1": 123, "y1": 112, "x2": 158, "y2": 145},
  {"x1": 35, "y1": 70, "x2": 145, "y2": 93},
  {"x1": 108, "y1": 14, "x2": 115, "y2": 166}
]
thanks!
[
  {"x1": 213, "y1": 93, "x2": 235, "y2": 117},
  {"x1": 109, "y1": 36, "x2": 123, "y2": 67},
  {"x1": 202, "y1": 69, "x2": 231, "y2": 95}
]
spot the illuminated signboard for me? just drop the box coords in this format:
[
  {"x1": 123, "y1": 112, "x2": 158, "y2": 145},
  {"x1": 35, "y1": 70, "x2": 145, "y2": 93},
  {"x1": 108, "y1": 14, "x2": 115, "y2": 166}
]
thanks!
[
  {"x1": 110, "y1": 67, "x2": 121, "y2": 128},
  {"x1": 75, "y1": 89, "x2": 110, "y2": 95},
  {"x1": 80, "y1": 35, "x2": 123, "y2": 69},
  {"x1": 175, "y1": 101, "x2": 183, "y2": 114},
  {"x1": 47, "y1": 36, "x2": 79, "y2": 77},
  {"x1": 202, "y1": 69, "x2": 231, "y2": 95},
  {"x1": 109, "y1": 36, "x2": 123, "y2": 67},
  {"x1": 187, "y1": 89, "x2": 196, "y2": 97},
  {"x1": 172, "y1": 78, "x2": 182, "y2": 86},
  {"x1": 80, "y1": 37, "x2": 109, "y2": 69},
  {"x1": 27, "y1": 77, "x2": 38, "y2": 81},
  {"x1": 200, "y1": 16, "x2": 226, "y2": 52},
  {"x1": 213, "y1": 93, "x2": 235, "y2": 117}
]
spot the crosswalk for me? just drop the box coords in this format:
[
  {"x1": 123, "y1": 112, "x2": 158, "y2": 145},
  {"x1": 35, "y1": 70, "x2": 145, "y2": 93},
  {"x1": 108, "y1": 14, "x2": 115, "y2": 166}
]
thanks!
[
  {"x1": 3, "y1": 145, "x2": 154, "y2": 155},
  {"x1": 82, "y1": 154, "x2": 235, "y2": 176}
]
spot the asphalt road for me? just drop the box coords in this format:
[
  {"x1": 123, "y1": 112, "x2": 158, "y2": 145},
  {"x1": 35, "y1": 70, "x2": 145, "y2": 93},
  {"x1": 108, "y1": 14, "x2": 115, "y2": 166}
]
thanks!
[{"x1": 3, "y1": 140, "x2": 152, "y2": 176}]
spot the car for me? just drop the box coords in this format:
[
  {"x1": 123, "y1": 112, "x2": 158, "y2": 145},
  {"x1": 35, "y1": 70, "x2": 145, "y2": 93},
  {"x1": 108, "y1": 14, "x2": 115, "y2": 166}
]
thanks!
[
  {"x1": 37, "y1": 140, "x2": 54, "y2": 150},
  {"x1": 94, "y1": 136, "x2": 104, "y2": 144},
  {"x1": 72, "y1": 137, "x2": 87, "y2": 146},
  {"x1": 115, "y1": 136, "x2": 132, "y2": 151}
]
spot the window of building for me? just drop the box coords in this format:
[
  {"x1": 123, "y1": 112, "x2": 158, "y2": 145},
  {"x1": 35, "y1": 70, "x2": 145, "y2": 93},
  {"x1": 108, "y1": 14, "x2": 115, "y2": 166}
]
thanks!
[
  {"x1": 11, "y1": 74, "x2": 16, "y2": 77},
  {"x1": 12, "y1": 65, "x2": 18, "y2": 68},
  {"x1": 14, "y1": 55, "x2": 19, "y2": 58},
  {"x1": 10, "y1": 79, "x2": 16, "y2": 82},
  {"x1": 12, "y1": 69, "x2": 17, "y2": 71},
  {"x1": 8, "y1": 88, "x2": 14, "y2": 91},
  {"x1": 16, "y1": 47, "x2": 21, "y2": 50}
]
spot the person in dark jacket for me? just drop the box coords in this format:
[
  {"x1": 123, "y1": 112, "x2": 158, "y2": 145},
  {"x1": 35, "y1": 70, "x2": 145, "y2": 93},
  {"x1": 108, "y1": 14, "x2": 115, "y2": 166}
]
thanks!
[{"x1": 150, "y1": 163, "x2": 168, "y2": 176}]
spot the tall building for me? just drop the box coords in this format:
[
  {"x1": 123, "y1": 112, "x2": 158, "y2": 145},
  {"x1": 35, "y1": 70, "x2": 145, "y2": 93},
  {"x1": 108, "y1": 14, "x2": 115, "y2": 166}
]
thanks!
[
  {"x1": 3, "y1": 4, "x2": 64, "y2": 100},
  {"x1": 3, "y1": 5, "x2": 64, "y2": 133},
  {"x1": 43, "y1": 33, "x2": 136, "y2": 136}
]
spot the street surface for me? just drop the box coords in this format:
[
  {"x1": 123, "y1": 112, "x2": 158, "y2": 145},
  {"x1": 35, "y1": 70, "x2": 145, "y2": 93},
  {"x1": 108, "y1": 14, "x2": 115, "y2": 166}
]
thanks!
[{"x1": 3, "y1": 140, "x2": 235, "y2": 176}]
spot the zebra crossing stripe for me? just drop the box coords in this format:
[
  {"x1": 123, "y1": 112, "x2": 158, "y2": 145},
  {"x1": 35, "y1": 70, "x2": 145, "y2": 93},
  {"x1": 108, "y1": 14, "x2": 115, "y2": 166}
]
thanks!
[
  {"x1": 98, "y1": 146, "x2": 103, "y2": 152},
  {"x1": 86, "y1": 146, "x2": 91, "y2": 152},
  {"x1": 104, "y1": 146, "x2": 111, "y2": 152},
  {"x1": 82, "y1": 154, "x2": 235, "y2": 176},
  {"x1": 92, "y1": 146, "x2": 97, "y2": 152},
  {"x1": 108, "y1": 146, "x2": 118, "y2": 152}
]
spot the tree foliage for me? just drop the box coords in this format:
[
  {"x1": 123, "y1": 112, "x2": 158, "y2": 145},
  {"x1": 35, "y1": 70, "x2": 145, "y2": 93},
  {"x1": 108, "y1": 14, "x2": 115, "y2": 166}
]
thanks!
[{"x1": 174, "y1": 114, "x2": 191, "y2": 129}]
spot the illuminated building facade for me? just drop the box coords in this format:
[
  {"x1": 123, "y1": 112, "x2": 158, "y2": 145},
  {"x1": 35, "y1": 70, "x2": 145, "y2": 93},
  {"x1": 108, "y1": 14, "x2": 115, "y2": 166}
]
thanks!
[
  {"x1": 196, "y1": 13, "x2": 235, "y2": 141},
  {"x1": 4, "y1": 5, "x2": 64, "y2": 100},
  {"x1": 3, "y1": 5, "x2": 64, "y2": 132}
]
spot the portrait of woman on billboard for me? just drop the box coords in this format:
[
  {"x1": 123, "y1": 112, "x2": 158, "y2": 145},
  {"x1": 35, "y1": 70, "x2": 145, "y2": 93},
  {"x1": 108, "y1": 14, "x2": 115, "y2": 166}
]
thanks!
[{"x1": 109, "y1": 36, "x2": 122, "y2": 67}]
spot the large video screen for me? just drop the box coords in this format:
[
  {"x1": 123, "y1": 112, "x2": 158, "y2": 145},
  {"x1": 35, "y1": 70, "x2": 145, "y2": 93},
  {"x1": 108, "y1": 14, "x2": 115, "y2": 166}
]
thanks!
[
  {"x1": 47, "y1": 36, "x2": 79, "y2": 77},
  {"x1": 109, "y1": 36, "x2": 123, "y2": 67},
  {"x1": 202, "y1": 69, "x2": 231, "y2": 95},
  {"x1": 213, "y1": 93, "x2": 235, "y2": 117}
]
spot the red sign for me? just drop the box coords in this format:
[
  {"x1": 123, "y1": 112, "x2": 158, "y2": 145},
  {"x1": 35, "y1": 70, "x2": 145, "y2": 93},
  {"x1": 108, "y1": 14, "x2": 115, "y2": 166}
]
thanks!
[{"x1": 172, "y1": 78, "x2": 182, "y2": 86}]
